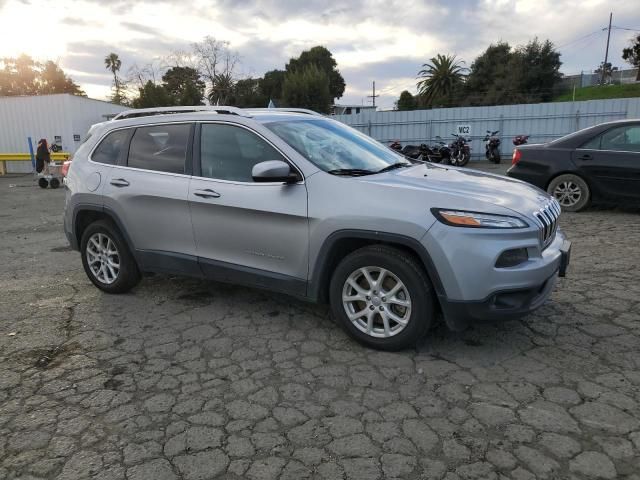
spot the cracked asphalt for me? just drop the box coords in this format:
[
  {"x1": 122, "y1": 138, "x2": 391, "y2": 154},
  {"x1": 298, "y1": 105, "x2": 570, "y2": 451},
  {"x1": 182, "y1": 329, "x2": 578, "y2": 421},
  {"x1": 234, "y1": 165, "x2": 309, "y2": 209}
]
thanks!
[{"x1": 1, "y1": 164, "x2": 639, "y2": 480}]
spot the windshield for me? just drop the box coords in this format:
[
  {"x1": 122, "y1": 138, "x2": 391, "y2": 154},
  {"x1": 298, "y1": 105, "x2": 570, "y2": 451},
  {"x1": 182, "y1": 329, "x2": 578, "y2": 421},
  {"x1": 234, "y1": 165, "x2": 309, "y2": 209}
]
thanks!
[{"x1": 265, "y1": 118, "x2": 408, "y2": 173}]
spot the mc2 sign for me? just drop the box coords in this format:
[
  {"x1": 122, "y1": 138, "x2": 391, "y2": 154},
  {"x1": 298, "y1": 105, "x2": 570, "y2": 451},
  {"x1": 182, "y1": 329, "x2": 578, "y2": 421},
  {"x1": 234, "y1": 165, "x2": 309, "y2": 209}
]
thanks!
[{"x1": 456, "y1": 125, "x2": 471, "y2": 135}]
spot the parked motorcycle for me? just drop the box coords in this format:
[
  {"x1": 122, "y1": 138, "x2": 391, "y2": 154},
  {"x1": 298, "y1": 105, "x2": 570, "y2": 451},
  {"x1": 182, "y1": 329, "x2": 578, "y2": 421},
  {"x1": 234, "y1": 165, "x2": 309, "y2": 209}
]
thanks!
[
  {"x1": 513, "y1": 134, "x2": 529, "y2": 146},
  {"x1": 389, "y1": 140, "x2": 403, "y2": 151},
  {"x1": 400, "y1": 143, "x2": 431, "y2": 160},
  {"x1": 483, "y1": 130, "x2": 501, "y2": 163},
  {"x1": 428, "y1": 136, "x2": 451, "y2": 164},
  {"x1": 449, "y1": 133, "x2": 471, "y2": 167}
]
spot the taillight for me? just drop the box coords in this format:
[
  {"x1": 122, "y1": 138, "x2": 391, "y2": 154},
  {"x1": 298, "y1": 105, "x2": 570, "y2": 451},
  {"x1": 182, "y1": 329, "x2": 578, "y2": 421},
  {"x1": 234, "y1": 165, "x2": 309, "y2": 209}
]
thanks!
[
  {"x1": 512, "y1": 149, "x2": 521, "y2": 166},
  {"x1": 62, "y1": 160, "x2": 72, "y2": 177}
]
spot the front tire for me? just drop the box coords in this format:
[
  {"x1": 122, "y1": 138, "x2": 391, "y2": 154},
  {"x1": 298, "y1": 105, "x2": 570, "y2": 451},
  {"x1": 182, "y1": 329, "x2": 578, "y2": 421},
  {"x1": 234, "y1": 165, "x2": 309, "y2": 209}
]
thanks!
[
  {"x1": 80, "y1": 220, "x2": 141, "y2": 293},
  {"x1": 547, "y1": 174, "x2": 590, "y2": 212},
  {"x1": 329, "y1": 245, "x2": 435, "y2": 351}
]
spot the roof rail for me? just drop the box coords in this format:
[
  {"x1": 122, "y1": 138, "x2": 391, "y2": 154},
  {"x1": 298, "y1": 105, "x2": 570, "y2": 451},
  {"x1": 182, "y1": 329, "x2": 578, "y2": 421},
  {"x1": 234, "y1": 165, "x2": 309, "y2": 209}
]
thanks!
[
  {"x1": 112, "y1": 105, "x2": 250, "y2": 121},
  {"x1": 246, "y1": 108, "x2": 324, "y2": 116}
]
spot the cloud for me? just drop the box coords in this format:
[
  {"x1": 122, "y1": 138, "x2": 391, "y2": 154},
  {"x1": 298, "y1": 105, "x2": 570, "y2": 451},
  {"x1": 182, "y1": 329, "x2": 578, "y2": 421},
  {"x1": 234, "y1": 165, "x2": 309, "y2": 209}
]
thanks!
[{"x1": 3, "y1": 0, "x2": 639, "y2": 109}]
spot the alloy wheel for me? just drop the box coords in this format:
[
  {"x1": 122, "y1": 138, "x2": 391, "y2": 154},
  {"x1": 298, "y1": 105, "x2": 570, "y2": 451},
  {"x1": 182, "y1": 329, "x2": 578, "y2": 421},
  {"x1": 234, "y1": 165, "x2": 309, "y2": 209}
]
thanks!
[
  {"x1": 553, "y1": 181, "x2": 582, "y2": 207},
  {"x1": 342, "y1": 266, "x2": 412, "y2": 338},
  {"x1": 86, "y1": 233, "x2": 120, "y2": 284}
]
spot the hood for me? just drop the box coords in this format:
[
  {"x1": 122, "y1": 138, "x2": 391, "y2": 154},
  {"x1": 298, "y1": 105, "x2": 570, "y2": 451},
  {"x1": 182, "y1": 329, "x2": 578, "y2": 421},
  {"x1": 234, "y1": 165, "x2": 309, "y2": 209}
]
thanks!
[{"x1": 363, "y1": 163, "x2": 552, "y2": 218}]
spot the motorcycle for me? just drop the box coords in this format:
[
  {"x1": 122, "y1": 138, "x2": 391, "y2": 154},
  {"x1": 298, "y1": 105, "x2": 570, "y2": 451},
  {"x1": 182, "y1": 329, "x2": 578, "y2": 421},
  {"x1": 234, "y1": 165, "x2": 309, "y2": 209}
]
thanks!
[
  {"x1": 389, "y1": 140, "x2": 403, "y2": 151},
  {"x1": 513, "y1": 134, "x2": 529, "y2": 146},
  {"x1": 483, "y1": 130, "x2": 501, "y2": 163},
  {"x1": 449, "y1": 133, "x2": 471, "y2": 167},
  {"x1": 428, "y1": 136, "x2": 451, "y2": 164}
]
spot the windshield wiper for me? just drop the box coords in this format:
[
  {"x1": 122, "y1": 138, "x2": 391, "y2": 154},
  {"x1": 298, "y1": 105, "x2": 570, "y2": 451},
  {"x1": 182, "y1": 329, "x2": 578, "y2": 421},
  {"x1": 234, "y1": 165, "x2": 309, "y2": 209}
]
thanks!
[
  {"x1": 377, "y1": 162, "x2": 412, "y2": 173},
  {"x1": 327, "y1": 168, "x2": 375, "y2": 176}
]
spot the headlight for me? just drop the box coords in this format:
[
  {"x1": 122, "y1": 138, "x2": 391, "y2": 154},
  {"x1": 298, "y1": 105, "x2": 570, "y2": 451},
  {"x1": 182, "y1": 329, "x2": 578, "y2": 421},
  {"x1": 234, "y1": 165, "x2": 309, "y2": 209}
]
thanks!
[{"x1": 432, "y1": 209, "x2": 528, "y2": 229}]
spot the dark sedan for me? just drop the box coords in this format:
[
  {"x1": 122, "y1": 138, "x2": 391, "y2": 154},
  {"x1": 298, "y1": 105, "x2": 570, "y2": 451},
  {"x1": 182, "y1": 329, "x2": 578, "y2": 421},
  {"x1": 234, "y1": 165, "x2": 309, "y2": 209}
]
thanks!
[{"x1": 507, "y1": 119, "x2": 640, "y2": 211}]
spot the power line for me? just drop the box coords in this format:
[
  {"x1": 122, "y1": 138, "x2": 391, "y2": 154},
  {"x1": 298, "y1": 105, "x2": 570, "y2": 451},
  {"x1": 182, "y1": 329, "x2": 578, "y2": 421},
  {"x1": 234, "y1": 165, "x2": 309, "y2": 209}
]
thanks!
[
  {"x1": 612, "y1": 26, "x2": 640, "y2": 32},
  {"x1": 557, "y1": 28, "x2": 607, "y2": 49}
]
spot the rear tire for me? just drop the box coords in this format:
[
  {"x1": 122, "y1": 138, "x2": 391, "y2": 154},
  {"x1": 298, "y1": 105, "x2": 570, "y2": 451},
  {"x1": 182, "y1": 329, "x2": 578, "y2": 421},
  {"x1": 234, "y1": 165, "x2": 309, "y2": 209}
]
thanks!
[
  {"x1": 80, "y1": 220, "x2": 141, "y2": 293},
  {"x1": 547, "y1": 174, "x2": 590, "y2": 212},
  {"x1": 38, "y1": 178, "x2": 48, "y2": 188},
  {"x1": 329, "y1": 245, "x2": 435, "y2": 351}
]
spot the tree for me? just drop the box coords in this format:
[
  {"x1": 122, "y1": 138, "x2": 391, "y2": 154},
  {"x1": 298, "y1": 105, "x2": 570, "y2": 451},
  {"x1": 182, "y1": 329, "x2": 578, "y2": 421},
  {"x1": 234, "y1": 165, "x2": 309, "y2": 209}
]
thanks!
[
  {"x1": 39, "y1": 61, "x2": 85, "y2": 95},
  {"x1": 286, "y1": 46, "x2": 345, "y2": 100},
  {"x1": 105, "y1": 52, "x2": 126, "y2": 104},
  {"x1": 511, "y1": 38, "x2": 562, "y2": 102},
  {"x1": 0, "y1": 55, "x2": 83, "y2": 96},
  {"x1": 260, "y1": 69, "x2": 286, "y2": 104},
  {"x1": 229, "y1": 78, "x2": 267, "y2": 107},
  {"x1": 417, "y1": 54, "x2": 467, "y2": 106},
  {"x1": 192, "y1": 36, "x2": 239, "y2": 104},
  {"x1": 396, "y1": 90, "x2": 417, "y2": 110},
  {"x1": 622, "y1": 34, "x2": 640, "y2": 81},
  {"x1": 162, "y1": 66, "x2": 205, "y2": 105},
  {"x1": 595, "y1": 61, "x2": 618, "y2": 84},
  {"x1": 282, "y1": 64, "x2": 332, "y2": 113},
  {"x1": 463, "y1": 42, "x2": 512, "y2": 106},
  {"x1": 131, "y1": 81, "x2": 174, "y2": 108}
]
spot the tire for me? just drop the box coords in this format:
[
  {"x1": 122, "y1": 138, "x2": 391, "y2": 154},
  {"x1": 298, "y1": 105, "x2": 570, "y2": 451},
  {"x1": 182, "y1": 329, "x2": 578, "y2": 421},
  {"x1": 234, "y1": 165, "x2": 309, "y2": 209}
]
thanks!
[
  {"x1": 457, "y1": 152, "x2": 470, "y2": 167},
  {"x1": 80, "y1": 220, "x2": 141, "y2": 293},
  {"x1": 329, "y1": 245, "x2": 435, "y2": 351},
  {"x1": 547, "y1": 174, "x2": 590, "y2": 212},
  {"x1": 38, "y1": 178, "x2": 49, "y2": 188},
  {"x1": 49, "y1": 178, "x2": 60, "y2": 189},
  {"x1": 491, "y1": 149, "x2": 501, "y2": 164}
]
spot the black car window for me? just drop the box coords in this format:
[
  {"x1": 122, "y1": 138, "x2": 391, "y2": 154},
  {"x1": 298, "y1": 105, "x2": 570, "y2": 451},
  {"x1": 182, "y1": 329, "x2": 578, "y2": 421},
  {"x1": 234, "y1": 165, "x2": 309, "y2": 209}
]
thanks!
[
  {"x1": 91, "y1": 129, "x2": 129, "y2": 164},
  {"x1": 580, "y1": 135, "x2": 601, "y2": 150},
  {"x1": 200, "y1": 124, "x2": 284, "y2": 182},
  {"x1": 601, "y1": 125, "x2": 640, "y2": 152},
  {"x1": 127, "y1": 124, "x2": 190, "y2": 174}
]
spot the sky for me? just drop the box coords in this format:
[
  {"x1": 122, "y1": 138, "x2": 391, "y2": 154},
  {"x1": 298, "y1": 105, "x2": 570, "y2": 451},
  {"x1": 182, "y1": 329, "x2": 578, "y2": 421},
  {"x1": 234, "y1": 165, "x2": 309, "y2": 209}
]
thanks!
[{"x1": 0, "y1": 0, "x2": 639, "y2": 109}]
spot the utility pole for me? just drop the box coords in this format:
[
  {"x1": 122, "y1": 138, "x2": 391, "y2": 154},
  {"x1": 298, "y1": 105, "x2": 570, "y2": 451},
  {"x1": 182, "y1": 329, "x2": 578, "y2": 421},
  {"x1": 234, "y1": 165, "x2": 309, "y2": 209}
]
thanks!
[
  {"x1": 601, "y1": 12, "x2": 613, "y2": 85},
  {"x1": 367, "y1": 81, "x2": 379, "y2": 108}
]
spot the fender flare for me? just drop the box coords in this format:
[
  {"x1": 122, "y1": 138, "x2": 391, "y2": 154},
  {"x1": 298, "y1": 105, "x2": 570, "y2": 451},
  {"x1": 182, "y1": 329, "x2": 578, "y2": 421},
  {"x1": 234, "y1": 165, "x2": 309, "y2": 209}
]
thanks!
[{"x1": 307, "y1": 229, "x2": 446, "y2": 302}]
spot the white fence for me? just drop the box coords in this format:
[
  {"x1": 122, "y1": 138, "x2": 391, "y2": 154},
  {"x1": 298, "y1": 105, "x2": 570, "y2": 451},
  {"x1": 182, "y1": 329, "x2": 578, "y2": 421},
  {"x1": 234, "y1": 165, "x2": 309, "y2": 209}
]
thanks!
[{"x1": 333, "y1": 98, "x2": 640, "y2": 161}]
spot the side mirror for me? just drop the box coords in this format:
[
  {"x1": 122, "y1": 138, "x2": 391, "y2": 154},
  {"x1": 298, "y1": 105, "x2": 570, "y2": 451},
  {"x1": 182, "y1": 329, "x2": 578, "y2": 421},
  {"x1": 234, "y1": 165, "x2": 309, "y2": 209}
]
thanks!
[{"x1": 252, "y1": 160, "x2": 299, "y2": 183}]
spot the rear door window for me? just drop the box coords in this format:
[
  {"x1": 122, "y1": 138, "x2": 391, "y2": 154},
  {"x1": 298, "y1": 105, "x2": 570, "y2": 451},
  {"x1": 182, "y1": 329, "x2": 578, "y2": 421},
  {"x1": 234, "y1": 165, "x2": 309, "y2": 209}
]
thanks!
[
  {"x1": 127, "y1": 124, "x2": 191, "y2": 174},
  {"x1": 91, "y1": 129, "x2": 129, "y2": 165}
]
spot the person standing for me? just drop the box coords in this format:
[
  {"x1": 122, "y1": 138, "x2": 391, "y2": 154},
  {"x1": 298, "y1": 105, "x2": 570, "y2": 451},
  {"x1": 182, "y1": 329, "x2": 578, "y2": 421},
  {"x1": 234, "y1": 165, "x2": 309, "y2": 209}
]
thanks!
[{"x1": 35, "y1": 138, "x2": 51, "y2": 174}]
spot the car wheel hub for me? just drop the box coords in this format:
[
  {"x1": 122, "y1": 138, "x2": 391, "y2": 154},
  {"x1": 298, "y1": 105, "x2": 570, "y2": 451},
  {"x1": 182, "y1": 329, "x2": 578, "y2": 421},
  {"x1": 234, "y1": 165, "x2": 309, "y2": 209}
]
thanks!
[
  {"x1": 553, "y1": 181, "x2": 581, "y2": 207},
  {"x1": 342, "y1": 266, "x2": 412, "y2": 338},
  {"x1": 86, "y1": 233, "x2": 120, "y2": 284}
]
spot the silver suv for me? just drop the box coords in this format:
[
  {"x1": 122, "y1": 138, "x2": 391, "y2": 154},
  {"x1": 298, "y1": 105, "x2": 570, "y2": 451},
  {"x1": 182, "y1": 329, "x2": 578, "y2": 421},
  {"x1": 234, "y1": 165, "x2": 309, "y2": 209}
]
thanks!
[{"x1": 64, "y1": 106, "x2": 571, "y2": 350}]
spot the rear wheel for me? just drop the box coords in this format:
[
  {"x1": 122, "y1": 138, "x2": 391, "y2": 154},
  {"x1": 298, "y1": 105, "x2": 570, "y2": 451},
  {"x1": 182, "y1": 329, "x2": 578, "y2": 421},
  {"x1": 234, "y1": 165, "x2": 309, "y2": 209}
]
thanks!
[
  {"x1": 547, "y1": 174, "x2": 590, "y2": 212},
  {"x1": 329, "y1": 245, "x2": 435, "y2": 351},
  {"x1": 38, "y1": 178, "x2": 48, "y2": 188},
  {"x1": 80, "y1": 220, "x2": 140, "y2": 293}
]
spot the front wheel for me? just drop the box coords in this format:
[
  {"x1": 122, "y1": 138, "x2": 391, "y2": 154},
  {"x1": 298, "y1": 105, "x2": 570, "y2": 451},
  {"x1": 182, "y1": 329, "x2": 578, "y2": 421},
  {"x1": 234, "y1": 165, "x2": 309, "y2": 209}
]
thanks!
[
  {"x1": 80, "y1": 220, "x2": 141, "y2": 293},
  {"x1": 547, "y1": 174, "x2": 590, "y2": 212},
  {"x1": 329, "y1": 245, "x2": 435, "y2": 351},
  {"x1": 491, "y1": 149, "x2": 501, "y2": 164}
]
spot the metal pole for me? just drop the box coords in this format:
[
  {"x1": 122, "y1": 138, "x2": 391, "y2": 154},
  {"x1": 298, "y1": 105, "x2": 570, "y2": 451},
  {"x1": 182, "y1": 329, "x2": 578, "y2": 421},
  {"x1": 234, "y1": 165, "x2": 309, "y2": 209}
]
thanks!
[{"x1": 601, "y1": 12, "x2": 612, "y2": 85}]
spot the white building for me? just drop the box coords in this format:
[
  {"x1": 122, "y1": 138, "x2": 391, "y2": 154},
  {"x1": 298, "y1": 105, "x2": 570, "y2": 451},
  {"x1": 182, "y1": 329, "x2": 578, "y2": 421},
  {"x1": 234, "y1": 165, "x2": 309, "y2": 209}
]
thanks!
[
  {"x1": 0, "y1": 94, "x2": 127, "y2": 172},
  {"x1": 331, "y1": 104, "x2": 377, "y2": 115}
]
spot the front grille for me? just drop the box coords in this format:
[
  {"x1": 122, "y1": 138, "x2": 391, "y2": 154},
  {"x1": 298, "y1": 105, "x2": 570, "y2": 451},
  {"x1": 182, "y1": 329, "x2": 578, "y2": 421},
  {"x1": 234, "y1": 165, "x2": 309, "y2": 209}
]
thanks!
[{"x1": 534, "y1": 199, "x2": 561, "y2": 248}]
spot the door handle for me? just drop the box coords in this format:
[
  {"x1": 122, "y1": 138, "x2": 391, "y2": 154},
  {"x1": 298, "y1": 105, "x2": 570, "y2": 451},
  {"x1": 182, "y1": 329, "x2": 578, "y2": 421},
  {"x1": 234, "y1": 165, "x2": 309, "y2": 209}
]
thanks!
[
  {"x1": 110, "y1": 178, "x2": 130, "y2": 187},
  {"x1": 194, "y1": 188, "x2": 221, "y2": 199},
  {"x1": 578, "y1": 154, "x2": 592, "y2": 161}
]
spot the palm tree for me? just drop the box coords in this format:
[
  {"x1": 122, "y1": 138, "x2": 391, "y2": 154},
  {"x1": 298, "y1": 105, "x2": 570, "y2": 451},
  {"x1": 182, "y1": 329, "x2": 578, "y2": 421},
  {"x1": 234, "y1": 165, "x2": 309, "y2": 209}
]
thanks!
[
  {"x1": 104, "y1": 53, "x2": 124, "y2": 104},
  {"x1": 417, "y1": 54, "x2": 468, "y2": 106}
]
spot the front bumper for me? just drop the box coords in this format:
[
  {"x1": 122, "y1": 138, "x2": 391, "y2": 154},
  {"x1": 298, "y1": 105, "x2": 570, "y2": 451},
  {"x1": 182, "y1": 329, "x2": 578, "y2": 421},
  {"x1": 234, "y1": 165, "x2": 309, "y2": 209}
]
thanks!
[
  {"x1": 421, "y1": 222, "x2": 571, "y2": 330},
  {"x1": 440, "y1": 270, "x2": 558, "y2": 330}
]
